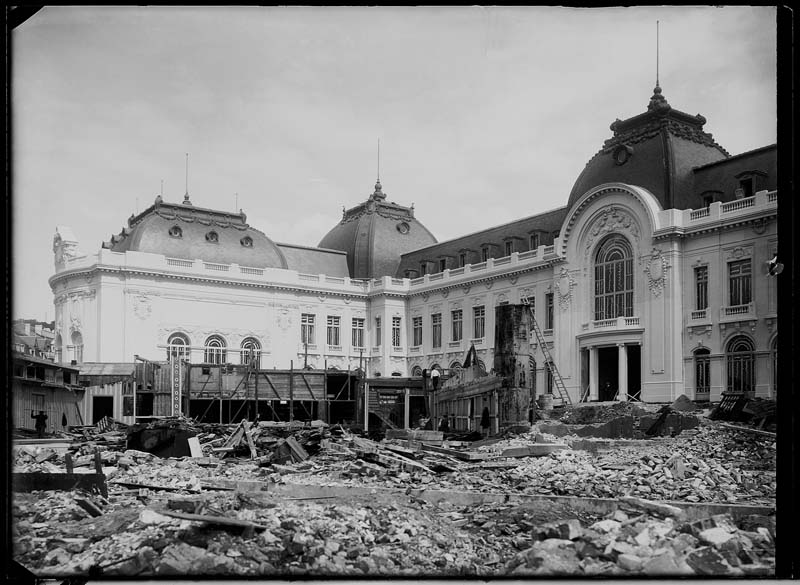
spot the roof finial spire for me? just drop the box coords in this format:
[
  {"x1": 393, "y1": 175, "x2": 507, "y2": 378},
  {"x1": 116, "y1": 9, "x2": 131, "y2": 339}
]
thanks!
[
  {"x1": 183, "y1": 153, "x2": 192, "y2": 205},
  {"x1": 656, "y1": 20, "x2": 660, "y2": 89},
  {"x1": 647, "y1": 20, "x2": 670, "y2": 113},
  {"x1": 372, "y1": 138, "x2": 386, "y2": 200}
]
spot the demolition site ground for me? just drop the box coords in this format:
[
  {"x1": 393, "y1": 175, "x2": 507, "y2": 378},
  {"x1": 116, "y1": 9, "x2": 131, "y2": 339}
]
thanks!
[{"x1": 11, "y1": 398, "x2": 777, "y2": 578}]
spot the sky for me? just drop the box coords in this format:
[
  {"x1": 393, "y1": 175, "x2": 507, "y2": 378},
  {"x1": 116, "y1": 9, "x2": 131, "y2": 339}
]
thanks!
[{"x1": 11, "y1": 6, "x2": 778, "y2": 320}]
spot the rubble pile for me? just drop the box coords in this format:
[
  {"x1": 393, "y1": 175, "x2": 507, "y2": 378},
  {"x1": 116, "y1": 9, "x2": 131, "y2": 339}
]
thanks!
[
  {"x1": 12, "y1": 487, "x2": 774, "y2": 577},
  {"x1": 11, "y1": 410, "x2": 777, "y2": 577}
]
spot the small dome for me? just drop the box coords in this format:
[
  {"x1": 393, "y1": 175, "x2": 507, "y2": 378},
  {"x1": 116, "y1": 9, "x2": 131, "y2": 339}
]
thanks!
[
  {"x1": 319, "y1": 181, "x2": 436, "y2": 279},
  {"x1": 107, "y1": 200, "x2": 287, "y2": 269}
]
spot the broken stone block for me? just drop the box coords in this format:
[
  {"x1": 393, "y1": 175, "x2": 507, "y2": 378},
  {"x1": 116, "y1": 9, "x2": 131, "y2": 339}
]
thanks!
[
  {"x1": 617, "y1": 553, "x2": 643, "y2": 572},
  {"x1": 685, "y1": 546, "x2": 740, "y2": 576},
  {"x1": 698, "y1": 527, "x2": 736, "y2": 547},
  {"x1": 537, "y1": 519, "x2": 582, "y2": 540},
  {"x1": 642, "y1": 552, "x2": 685, "y2": 575},
  {"x1": 590, "y1": 519, "x2": 621, "y2": 534}
]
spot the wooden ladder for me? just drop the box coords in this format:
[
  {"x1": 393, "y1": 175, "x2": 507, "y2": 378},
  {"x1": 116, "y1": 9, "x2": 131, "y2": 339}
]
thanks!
[{"x1": 521, "y1": 300, "x2": 572, "y2": 406}]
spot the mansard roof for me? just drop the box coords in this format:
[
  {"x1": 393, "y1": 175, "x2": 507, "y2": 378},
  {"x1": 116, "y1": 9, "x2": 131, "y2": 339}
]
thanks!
[{"x1": 102, "y1": 196, "x2": 288, "y2": 269}]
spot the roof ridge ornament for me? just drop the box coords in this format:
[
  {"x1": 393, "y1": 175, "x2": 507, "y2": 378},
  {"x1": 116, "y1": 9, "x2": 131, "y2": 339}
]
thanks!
[{"x1": 647, "y1": 21, "x2": 670, "y2": 114}]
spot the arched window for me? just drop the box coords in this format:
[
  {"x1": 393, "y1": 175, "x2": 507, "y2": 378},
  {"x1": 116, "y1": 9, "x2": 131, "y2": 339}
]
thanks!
[
  {"x1": 204, "y1": 335, "x2": 227, "y2": 365},
  {"x1": 240, "y1": 337, "x2": 261, "y2": 369},
  {"x1": 594, "y1": 235, "x2": 634, "y2": 320},
  {"x1": 167, "y1": 333, "x2": 190, "y2": 360},
  {"x1": 411, "y1": 365, "x2": 423, "y2": 377},
  {"x1": 54, "y1": 334, "x2": 63, "y2": 363},
  {"x1": 694, "y1": 347, "x2": 711, "y2": 400},
  {"x1": 69, "y1": 331, "x2": 83, "y2": 363},
  {"x1": 726, "y1": 336, "x2": 754, "y2": 394}
]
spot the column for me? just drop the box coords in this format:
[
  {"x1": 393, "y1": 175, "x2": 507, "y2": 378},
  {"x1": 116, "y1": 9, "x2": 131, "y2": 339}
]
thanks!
[
  {"x1": 589, "y1": 346, "x2": 598, "y2": 401},
  {"x1": 363, "y1": 382, "x2": 369, "y2": 432},
  {"x1": 404, "y1": 388, "x2": 410, "y2": 429},
  {"x1": 617, "y1": 343, "x2": 628, "y2": 401}
]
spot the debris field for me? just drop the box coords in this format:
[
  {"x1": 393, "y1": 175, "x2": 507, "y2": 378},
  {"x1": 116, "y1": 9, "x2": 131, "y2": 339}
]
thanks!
[{"x1": 11, "y1": 399, "x2": 776, "y2": 577}]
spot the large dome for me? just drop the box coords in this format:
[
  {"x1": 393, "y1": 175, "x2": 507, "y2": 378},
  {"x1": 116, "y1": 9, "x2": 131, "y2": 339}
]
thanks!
[
  {"x1": 103, "y1": 195, "x2": 288, "y2": 269},
  {"x1": 319, "y1": 181, "x2": 437, "y2": 279},
  {"x1": 567, "y1": 86, "x2": 730, "y2": 211}
]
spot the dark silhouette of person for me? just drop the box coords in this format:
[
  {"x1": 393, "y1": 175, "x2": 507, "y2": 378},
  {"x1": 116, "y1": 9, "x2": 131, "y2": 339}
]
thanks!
[
  {"x1": 438, "y1": 416, "x2": 449, "y2": 433},
  {"x1": 31, "y1": 410, "x2": 48, "y2": 438},
  {"x1": 480, "y1": 406, "x2": 491, "y2": 438}
]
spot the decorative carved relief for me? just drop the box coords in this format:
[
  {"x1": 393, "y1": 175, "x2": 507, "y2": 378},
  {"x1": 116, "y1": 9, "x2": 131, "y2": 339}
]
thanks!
[
  {"x1": 643, "y1": 248, "x2": 669, "y2": 296},
  {"x1": 462, "y1": 285, "x2": 471, "y2": 295},
  {"x1": 441, "y1": 290, "x2": 450, "y2": 299},
  {"x1": 584, "y1": 206, "x2": 640, "y2": 259},
  {"x1": 484, "y1": 282, "x2": 494, "y2": 290},
  {"x1": 132, "y1": 294, "x2": 152, "y2": 320},
  {"x1": 555, "y1": 267, "x2": 576, "y2": 310},
  {"x1": 510, "y1": 276, "x2": 519, "y2": 285},
  {"x1": 276, "y1": 307, "x2": 293, "y2": 332}
]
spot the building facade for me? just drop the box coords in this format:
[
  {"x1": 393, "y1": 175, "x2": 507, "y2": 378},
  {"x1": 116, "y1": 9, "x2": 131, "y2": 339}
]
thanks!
[{"x1": 48, "y1": 85, "x2": 778, "y2": 411}]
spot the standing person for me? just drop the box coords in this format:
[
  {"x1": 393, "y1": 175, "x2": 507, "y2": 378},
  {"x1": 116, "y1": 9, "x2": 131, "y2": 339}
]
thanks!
[
  {"x1": 480, "y1": 406, "x2": 491, "y2": 438},
  {"x1": 31, "y1": 410, "x2": 48, "y2": 438}
]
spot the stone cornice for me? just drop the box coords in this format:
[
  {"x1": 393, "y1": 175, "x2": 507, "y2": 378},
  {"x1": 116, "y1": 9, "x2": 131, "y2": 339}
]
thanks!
[{"x1": 49, "y1": 264, "x2": 369, "y2": 301}]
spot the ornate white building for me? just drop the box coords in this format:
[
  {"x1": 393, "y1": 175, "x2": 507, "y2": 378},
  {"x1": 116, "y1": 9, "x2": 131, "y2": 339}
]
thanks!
[{"x1": 50, "y1": 84, "x2": 778, "y2": 407}]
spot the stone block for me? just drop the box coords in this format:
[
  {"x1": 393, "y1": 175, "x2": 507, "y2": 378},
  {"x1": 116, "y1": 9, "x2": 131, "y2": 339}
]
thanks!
[
  {"x1": 698, "y1": 527, "x2": 736, "y2": 547},
  {"x1": 617, "y1": 553, "x2": 643, "y2": 572},
  {"x1": 537, "y1": 519, "x2": 582, "y2": 540},
  {"x1": 642, "y1": 552, "x2": 685, "y2": 575},
  {"x1": 685, "y1": 546, "x2": 740, "y2": 576}
]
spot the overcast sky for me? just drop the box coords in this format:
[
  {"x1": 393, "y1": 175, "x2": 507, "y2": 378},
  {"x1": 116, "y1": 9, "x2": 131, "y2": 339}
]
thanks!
[{"x1": 12, "y1": 6, "x2": 777, "y2": 320}]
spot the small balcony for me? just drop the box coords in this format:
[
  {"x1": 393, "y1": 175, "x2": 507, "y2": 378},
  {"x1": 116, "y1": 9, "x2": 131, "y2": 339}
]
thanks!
[
  {"x1": 720, "y1": 303, "x2": 755, "y2": 322},
  {"x1": 580, "y1": 316, "x2": 643, "y2": 335}
]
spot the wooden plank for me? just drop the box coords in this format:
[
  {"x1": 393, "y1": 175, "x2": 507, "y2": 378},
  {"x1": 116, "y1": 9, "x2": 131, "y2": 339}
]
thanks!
[
  {"x1": 223, "y1": 422, "x2": 245, "y2": 448},
  {"x1": 718, "y1": 423, "x2": 776, "y2": 438},
  {"x1": 421, "y1": 443, "x2": 490, "y2": 461},
  {"x1": 187, "y1": 436, "x2": 204, "y2": 458},
  {"x1": 13, "y1": 472, "x2": 108, "y2": 498},
  {"x1": 285, "y1": 436, "x2": 309, "y2": 462},
  {"x1": 500, "y1": 444, "x2": 568, "y2": 458},
  {"x1": 358, "y1": 450, "x2": 432, "y2": 474},
  {"x1": 243, "y1": 422, "x2": 258, "y2": 459},
  {"x1": 157, "y1": 509, "x2": 267, "y2": 531}
]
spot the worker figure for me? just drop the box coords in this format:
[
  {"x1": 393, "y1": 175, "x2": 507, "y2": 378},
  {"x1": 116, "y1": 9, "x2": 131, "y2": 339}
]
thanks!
[
  {"x1": 438, "y1": 416, "x2": 449, "y2": 433},
  {"x1": 480, "y1": 406, "x2": 491, "y2": 438},
  {"x1": 31, "y1": 410, "x2": 48, "y2": 438}
]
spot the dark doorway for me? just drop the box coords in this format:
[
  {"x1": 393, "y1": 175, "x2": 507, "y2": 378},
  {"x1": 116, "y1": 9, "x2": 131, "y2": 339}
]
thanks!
[
  {"x1": 597, "y1": 346, "x2": 619, "y2": 401},
  {"x1": 580, "y1": 349, "x2": 589, "y2": 402},
  {"x1": 92, "y1": 396, "x2": 114, "y2": 423},
  {"x1": 627, "y1": 345, "x2": 641, "y2": 400}
]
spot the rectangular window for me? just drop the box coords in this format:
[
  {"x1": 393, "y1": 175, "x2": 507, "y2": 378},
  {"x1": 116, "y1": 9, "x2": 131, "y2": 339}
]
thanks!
[
  {"x1": 351, "y1": 318, "x2": 365, "y2": 348},
  {"x1": 458, "y1": 253, "x2": 467, "y2": 267},
  {"x1": 473, "y1": 306, "x2": 485, "y2": 339},
  {"x1": 392, "y1": 317, "x2": 402, "y2": 348},
  {"x1": 420, "y1": 263, "x2": 427, "y2": 276},
  {"x1": 739, "y1": 177, "x2": 754, "y2": 198},
  {"x1": 375, "y1": 317, "x2": 382, "y2": 347},
  {"x1": 301, "y1": 314, "x2": 315, "y2": 345},
  {"x1": 695, "y1": 266, "x2": 708, "y2": 311},
  {"x1": 701, "y1": 193, "x2": 714, "y2": 207},
  {"x1": 481, "y1": 247, "x2": 490, "y2": 262},
  {"x1": 412, "y1": 316, "x2": 423, "y2": 346},
  {"x1": 122, "y1": 396, "x2": 134, "y2": 416},
  {"x1": 545, "y1": 363, "x2": 554, "y2": 395},
  {"x1": 326, "y1": 315, "x2": 341, "y2": 347},
  {"x1": 451, "y1": 309, "x2": 463, "y2": 342},
  {"x1": 729, "y1": 259, "x2": 752, "y2": 306},
  {"x1": 439, "y1": 258, "x2": 447, "y2": 272},
  {"x1": 530, "y1": 233, "x2": 540, "y2": 250},
  {"x1": 504, "y1": 241, "x2": 513, "y2": 256},
  {"x1": 431, "y1": 313, "x2": 442, "y2": 348},
  {"x1": 546, "y1": 293, "x2": 554, "y2": 329}
]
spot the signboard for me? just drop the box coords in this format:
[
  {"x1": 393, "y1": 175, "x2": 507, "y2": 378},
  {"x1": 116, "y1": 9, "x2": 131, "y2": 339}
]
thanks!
[{"x1": 171, "y1": 355, "x2": 182, "y2": 416}]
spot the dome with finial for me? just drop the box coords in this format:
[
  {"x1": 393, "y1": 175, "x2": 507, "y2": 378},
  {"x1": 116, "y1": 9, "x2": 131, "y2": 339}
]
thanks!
[
  {"x1": 319, "y1": 180, "x2": 437, "y2": 279},
  {"x1": 567, "y1": 84, "x2": 730, "y2": 211}
]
